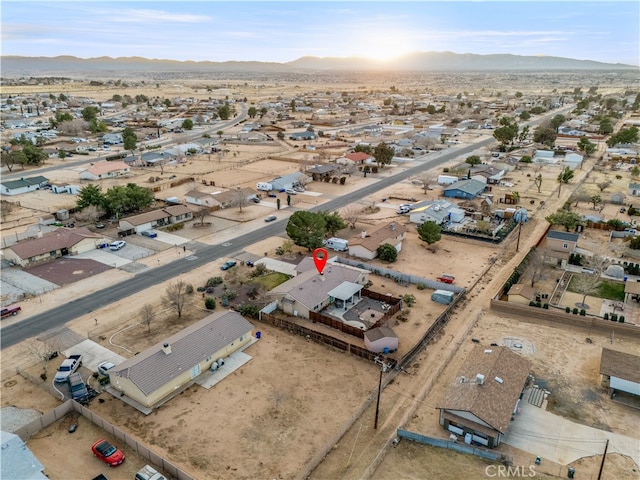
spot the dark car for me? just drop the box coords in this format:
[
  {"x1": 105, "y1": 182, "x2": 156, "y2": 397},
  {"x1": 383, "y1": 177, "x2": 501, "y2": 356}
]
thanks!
[
  {"x1": 220, "y1": 260, "x2": 237, "y2": 270},
  {"x1": 268, "y1": 192, "x2": 277, "y2": 198},
  {"x1": 91, "y1": 439, "x2": 125, "y2": 467},
  {"x1": 1, "y1": 305, "x2": 21, "y2": 318}
]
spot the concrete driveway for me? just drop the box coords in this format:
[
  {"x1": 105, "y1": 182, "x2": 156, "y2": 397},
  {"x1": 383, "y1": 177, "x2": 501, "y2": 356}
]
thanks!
[
  {"x1": 62, "y1": 339, "x2": 127, "y2": 373},
  {"x1": 504, "y1": 388, "x2": 640, "y2": 465}
]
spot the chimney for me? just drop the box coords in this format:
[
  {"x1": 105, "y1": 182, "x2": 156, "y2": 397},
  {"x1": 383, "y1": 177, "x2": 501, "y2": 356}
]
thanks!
[
  {"x1": 361, "y1": 230, "x2": 367, "y2": 238},
  {"x1": 390, "y1": 223, "x2": 395, "y2": 231},
  {"x1": 162, "y1": 343, "x2": 172, "y2": 355}
]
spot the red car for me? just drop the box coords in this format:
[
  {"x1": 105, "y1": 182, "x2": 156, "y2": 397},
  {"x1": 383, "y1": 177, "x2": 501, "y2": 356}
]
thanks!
[
  {"x1": 92, "y1": 439, "x2": 125, "y2": 467},
  {"x1": 1, "y1": 305, "x2": 21, "y2": 318}
]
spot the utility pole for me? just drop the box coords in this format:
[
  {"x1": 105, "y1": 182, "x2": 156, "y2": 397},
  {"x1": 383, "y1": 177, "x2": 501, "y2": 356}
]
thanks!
[
  {"x1": 374, "y1": 356, "x2": 393, "y2": 430},
  {"x1": 596, "y1": 438, "x2": 609, "y2": 480}
]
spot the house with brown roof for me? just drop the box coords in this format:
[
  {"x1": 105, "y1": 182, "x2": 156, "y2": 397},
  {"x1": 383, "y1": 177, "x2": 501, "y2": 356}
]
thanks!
[
  {"x1": 109, "y1": 311, "x2": 254, "y2": 411},
  {"x1": 437, "y1": 345, "x2": 530, "y2": 448},
  {"x1": 79, "y1": 161, "x2": 130, "y2": 181},
  {"x1": 184, "y1": 189, "x2": 222, "y2": 210},
  {"x1": 348, "y1": 222, "x2": 407, "y2": 260},
  {"x1": 3, "y1": 227, "x2": 102, "y2": 267},
  {"x1": 211, "y1": 188, "x2": 258, "y2": 209},
  {"x1": 599, "y1": 347, "x2": 640, "y2": 397},
  {"x1": 344, "y1": 152, "x2": 373, "y2": 165},
  {"x1": 118, "y1": 205, "x2": 193, "y2": 233},
  {"x1": 506, "y1": 283, "x2": 537, "y2": 305},
  {"x1": 268, "y1": 261, "x2": 369, "y2": 319}
]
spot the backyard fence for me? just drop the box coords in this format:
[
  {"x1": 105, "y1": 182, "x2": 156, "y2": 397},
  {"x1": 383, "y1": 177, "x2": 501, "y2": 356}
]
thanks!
[
  {"x1": 397, "y1": 429, "x2": 507, "y2": 462},
  {"x1": 14, "y1": 400, "x2": 194, "y2": 480}
]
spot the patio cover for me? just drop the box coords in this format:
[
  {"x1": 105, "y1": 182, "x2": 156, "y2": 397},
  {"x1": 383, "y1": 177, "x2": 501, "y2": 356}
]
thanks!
[{"x1": 328, "y1": 281, "x2": 363, "y2": 301}]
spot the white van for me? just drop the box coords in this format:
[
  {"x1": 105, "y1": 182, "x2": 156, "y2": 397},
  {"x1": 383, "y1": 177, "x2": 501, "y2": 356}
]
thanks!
[
  {"x1": 257, "y1": 182, "x2": 273, "y2": 191},
  {"x1": 324, "y1": 238, "x2": 348, "y2": 251}
]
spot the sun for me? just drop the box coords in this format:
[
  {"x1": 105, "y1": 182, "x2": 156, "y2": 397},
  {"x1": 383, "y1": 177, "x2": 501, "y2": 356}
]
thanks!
[{"x1": 356, "y1": 31, "x2": 415, "y2": 62}]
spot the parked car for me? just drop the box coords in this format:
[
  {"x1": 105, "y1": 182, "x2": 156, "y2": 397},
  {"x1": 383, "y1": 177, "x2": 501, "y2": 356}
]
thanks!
[
  {"x1": 251, "y1": 197, "x2": 261, "y2": 203},
  {"x1": 135, "y1": 464, "x2": 167, "y2": 480},
  {"x1": 285, "y1": 189, "x2": 297, "y2": 195},
  {"x1": 97, "y1": 361, "x2": 116, "y2": 377},
  {"x1": 109, "y1": 240, "x2": 126, "y2": 251},
  {"x1": 220, "y1": 260, "x2": 237, "y2": 270},
  {"x1": 54, "y1": 354, "x2": 83, "y2": 383},
  {"x1": 1, "y1": 305, "x2": 21, "y2": 318},
  {"x1": 264, "y1": 215, "x2": 277, "y2": 222},
  {"x1": 95, "y1": 222, "x2": 106, "y2": 229},
  {"x1": 141, "y1": 230, "x2": 157, "y2": 238},
  {"x1": 293, "y1": 186, "x2": 305, "y2": 192},
  {"x1": 91, "y1": 439, "x2": 125, "y2": 467}
]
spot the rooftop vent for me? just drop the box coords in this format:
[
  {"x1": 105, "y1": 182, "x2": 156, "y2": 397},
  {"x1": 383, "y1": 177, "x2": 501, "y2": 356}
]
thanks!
[{"x1": 162, "y1": 343, "x2": 172, "y2": 355}]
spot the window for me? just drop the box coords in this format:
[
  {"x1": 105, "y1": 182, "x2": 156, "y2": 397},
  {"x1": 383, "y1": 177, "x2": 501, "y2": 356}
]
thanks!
[{"x1": 563, "y1": 243, "x2": 568, "y2": 249}]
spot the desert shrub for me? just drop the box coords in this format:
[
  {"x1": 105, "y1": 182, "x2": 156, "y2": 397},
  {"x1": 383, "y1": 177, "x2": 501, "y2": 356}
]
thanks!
[
  {"x1": 166, "y1": 223, "x2": 184, "y2": 232},
  {"x1": 275, "y1": 247, "x2": 285, "y2": 255},
  {"x1": 186, "y1": 284, "x2": 194, "y2": 294},
  {"x1": 204, "y1": 297, "x2": 216, "y2": 310},
  {"x1": 222, "y1": 290, "x2": 236, "y2": 301},
  {"x1": 396, "y1": 311, "x2": 409, "y2": 322},
  {"x1": 249, "y1": 263, "x2": 268, "y2": 278},
  {"x1": 237, "y1": 304, "x2": 260, "y2": 318},
  {"x1": 580, "y1": 309, "x2": 586, "y2": 316},
  {"x1": 402, "y1": 294, "x2": 416, "y2": 307},
  {"x1": 416, "y1": 283, "x2": 425, "y2": 290},
  {"x1": 573, "y1": 308, "x2": 578, "y2": 315},
  {"x1": 529, "y1": 301, "x2": 536, "y2": 307},
  {"x1": 566, "y1": 306, "x2": 571, "y2": 313},
  {"x1": 206, "y1": 277, "x2": 223, "y2": 287},
  {"x1": 543, "y1": 303, "x2": 549, "y2": 309}
]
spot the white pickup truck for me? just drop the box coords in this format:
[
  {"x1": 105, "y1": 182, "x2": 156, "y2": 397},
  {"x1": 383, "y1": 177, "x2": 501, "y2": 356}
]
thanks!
[{"x1": 54, "y1": 354, "x2": 83, "y2": 383}]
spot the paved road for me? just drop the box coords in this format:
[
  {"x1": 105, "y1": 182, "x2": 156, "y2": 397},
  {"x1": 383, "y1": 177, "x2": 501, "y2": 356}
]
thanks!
[{"x1": 0, "y1": 139, "x2": 491, "y2": 349}]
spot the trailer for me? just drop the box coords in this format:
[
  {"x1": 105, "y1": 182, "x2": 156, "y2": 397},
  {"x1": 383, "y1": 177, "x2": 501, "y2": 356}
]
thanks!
[{"x1": 69, "y1": 372, "x2": 89, "y2": 403}]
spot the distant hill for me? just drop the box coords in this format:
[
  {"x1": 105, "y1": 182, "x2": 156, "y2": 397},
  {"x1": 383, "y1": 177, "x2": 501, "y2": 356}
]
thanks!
[{"x1": 1, "y1": 52, "x2": 635, "y2": 77}]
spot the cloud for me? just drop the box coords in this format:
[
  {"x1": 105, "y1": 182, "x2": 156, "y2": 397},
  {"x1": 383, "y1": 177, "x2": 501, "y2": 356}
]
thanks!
[{"x1": 103, "y1": 9, "x2": 210, "y2": 24}]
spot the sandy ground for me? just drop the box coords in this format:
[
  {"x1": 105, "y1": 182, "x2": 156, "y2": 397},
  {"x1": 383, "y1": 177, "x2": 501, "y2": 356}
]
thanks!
[{"x1": 2, "y1": 86, "x2": 639, "y2": 480}]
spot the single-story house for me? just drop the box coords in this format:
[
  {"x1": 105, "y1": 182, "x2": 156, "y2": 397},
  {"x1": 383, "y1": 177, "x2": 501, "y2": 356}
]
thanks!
[
  {"x1": 599, "y1": 347, "x2": 640, "y2": 397},
  {"x1": 184, "y1": 189, "x2": 222, "y2": 209},
  {"x1": 0, "y1": 175, "x2": 49, "y2": 196},
  {"x1": 470, "y1": 166, "x2": 505, "y2": 185},
  {"x1": 109, "y1": 311, "x2": 254, "y2": 410},
  {"x1": 443, "y1": 179, "x2": 486, "y2": 200},
  {"x1": 3, "y1": 227, "x2": 102, "y2": 267},
  {"x1": 506, "y1": 283, "x2": 537, "y2": 305},
  {"x1": 79, "y1": 161, "x2": 130, "y2": 181},
  {"x1": 342, "y1": 152, "x2": 373, "y2": 165},
  {"x1": 610, "y1": 192, "x2": 626, "y2": 205},
  {"x1": 306, "y1": 164, "x2": 341, "y2": 181},
  {"x1": 364, "y1": 327, "x2": 399, "y2": 353},
  {"x1": 140, "y1": 150, "x2": 178, "y2": 166},
  {"x1": 437, "y1": 345, "x2": 530, "y2": 448},
  {"x1": 0, "y1": 431, "x2": 47, "y2": 479},
  {"x1": 545, "y1": 230, "x2": 579, "y2": 253},
  {"x1": 118, "y1": 205, "x2": 192, "y2": 233},
  {"x1": 409, "y1": 200, "x2": 464, "y2": 226},
  {"x1": 533, "y1": 150, "x2": 556, "y2": 163},
  {"x1": 289, "y1": 131, "x2": 317, "y2": 141},
  {"x1": 565, "y1": 152, "x2": 584, "y2": 165},
  {"x1": 628, "y1": 182, "x2": 640, "y2": 196},
  {"x1": 211, "y1": 188, "x2": 258, "y2": 209},
  {"x1": 270, "y1": 172, "x2": 310, "y2": 191},
  {"x1": 348, "y1": 222, "x2": 407, "y2": 260},
  {"x1": 268, "y1": 261, "x2": 369, "y2": 319}
]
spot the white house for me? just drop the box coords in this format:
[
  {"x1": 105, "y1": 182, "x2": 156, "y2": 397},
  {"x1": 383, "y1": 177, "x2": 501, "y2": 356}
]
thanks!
[
  {"x1": 79, "y1": 161, "x2": 130, "y2": 181},
  {"x1": 0, "y1": 176, "x2": 49, "y2": 196},
  {"x1": 348, "y1": 222, "x2": 407, "y2": 260}
]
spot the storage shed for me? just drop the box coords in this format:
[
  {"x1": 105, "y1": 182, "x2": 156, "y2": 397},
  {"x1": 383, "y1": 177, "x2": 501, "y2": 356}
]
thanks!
[
  {"x1": 364, "y1": 327, "x2": 399, "y2": 353},
  {"x1": 431, "y1": 289, "x2": 455, "y2": 305}
]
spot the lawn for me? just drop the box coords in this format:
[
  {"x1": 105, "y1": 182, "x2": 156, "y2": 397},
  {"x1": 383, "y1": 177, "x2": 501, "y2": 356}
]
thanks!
[
  {"x1": 567, "y1": 276, "x2": 625, "y2": 301},
  {"x1": 252, "y1": 272, "x2": 291, "y2": 290}
]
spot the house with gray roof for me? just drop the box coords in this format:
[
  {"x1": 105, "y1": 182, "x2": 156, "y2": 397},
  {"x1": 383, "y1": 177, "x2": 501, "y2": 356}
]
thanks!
[
  {"x1": 0, "y1": 175, "x2": 49, "y2": 196},
  {"x1": 118, "y1": 205, "x2": 193, "y2": 233},
  {"x1": 443, "y1": 179, "x2": 486, "y2": 200},
  {"x1": 268, "y1": 261, "x2": 369, "y2": 319},
  {"x1": 628, "y1": 182, "x2": 640, "y2": 196},
  {"x1": 270, "y1": 172, "x2": 311, "y2": 191},
  {"x1": 0, "y1": 431, "x2": 47, "y2": 479},
  {"x1": 289, "y1": 131, "x2": 317, "y2": 141},
  {"x1": 109, "y1": 311, "x2": 254, "y2": 410},
  {"x1": 409, "y1": 200, "x2": 465, "y2": 226},
  {"x1": 437, "y1": 345, "x2": 530, "y2": 448}
]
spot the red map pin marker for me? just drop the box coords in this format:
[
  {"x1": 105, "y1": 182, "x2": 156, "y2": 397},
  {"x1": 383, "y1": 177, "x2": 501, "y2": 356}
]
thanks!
[{"x1": 313, "y1": 247, "x2": 328, "y2": 275}]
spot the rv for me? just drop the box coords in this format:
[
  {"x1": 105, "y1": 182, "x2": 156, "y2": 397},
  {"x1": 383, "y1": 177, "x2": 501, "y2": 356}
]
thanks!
[
  {"x1": 324, "y1": 237, "x2": 348, "y2": 252},
  {"x1": 257, "y1": 182, "x2": 273, "y2": 191}
]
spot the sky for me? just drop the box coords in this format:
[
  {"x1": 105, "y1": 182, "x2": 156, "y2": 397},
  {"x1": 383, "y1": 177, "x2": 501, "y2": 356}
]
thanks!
[{"x1": 2, "y1": 1, "x2": 639, "y2": 66}]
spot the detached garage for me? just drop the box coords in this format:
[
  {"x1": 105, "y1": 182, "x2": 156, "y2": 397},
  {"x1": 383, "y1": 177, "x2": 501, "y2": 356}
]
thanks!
[
  {"x1": 364, "y1": 327, "x2": 398, "y2": 353},
  {"x1": 599, "y1": 347, "x2": 640, "y2": 397}
]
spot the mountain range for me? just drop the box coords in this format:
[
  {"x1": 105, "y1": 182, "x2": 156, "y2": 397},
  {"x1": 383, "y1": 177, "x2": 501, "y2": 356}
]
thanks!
[{"x1": 1, "y1": 52, "x2": 636, "y2": 77}]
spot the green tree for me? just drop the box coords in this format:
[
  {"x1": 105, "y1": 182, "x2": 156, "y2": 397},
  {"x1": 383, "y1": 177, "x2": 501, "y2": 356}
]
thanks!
[
  {"x1": 557, "y1": 166, "x2": 574, "y2": 198},
  {"x1": 533, "y1": 173, "x2": 543, "y2": 193},
  {"x1": 247, "y1": 106, "x2": 257, "y2": 118},
  {"x1": 533, "y1": 122, "x2": 557, "y2": 147},
  {"x1": 320, "y1": 211, "x2": 347, "y2": 237},
  {"x1": 1, "y1": 150, "x2": 27, "y2": 171},
  {"x1": 81, "y1": 106, "x2": 100, "y2": 122},
  {"x1": 417, "y1": 222, "x2": 442, "y2": 245},
  {"x1": 493, "y1": 116, "x2": 519, "y2": 148},
  {"x1": 290, "y1": 100, "x2": 296, "y2": 112},
  {"x1": 285, "y1": 211, "x2": 326, "y2": 251},
  {"x1": 606, "y1": 126, "x2": 639, "y2": 147},
  {"x1": 590, "y1": 194, "x2": 602, "y2": 210},
  {"x1": 123, "y1": 126, "x2": 137, "y2": 154},
  {"x1": 377, "y1": 243, "x2": 398, "y2": 262},
  {"x1": 545, "y1": 209, "x2": 582, "y2": 232},
  {"x1": 182, "y1": 119, "x2": 193, "y2": 130},
  {"x1": 550, "y1": 114, "x2": 566, "y2": 133},
  {"x1": 76, "y1": 184, "x2": 106, "y2": 209},
  {"x1": 576, "y1": 136, "x2": 596, "y2": 156},
  {"x1": 354, "y1": 144, "x2": 372, "y2": 154},
  {"x1": 465, "y1": 155, "x2": 481, "y2": 166},
  {"x1": 218, "y1": 104, "x2": 231, "y2": 120},
  {"x1": 519, "y1": 111, "x2": 531, "y2": 121},
  {"x1": 599, "y1": 118, "x2": 614, "y2": 135},
  {"x1": 373, "y1": 141, "x2": 394, "y2": 168}
]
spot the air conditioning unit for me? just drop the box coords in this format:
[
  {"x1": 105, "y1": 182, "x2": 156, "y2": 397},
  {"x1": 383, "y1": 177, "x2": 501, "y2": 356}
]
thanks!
[{"x1": 476, "y1": 374, "x2": 485, "y2": 385}]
